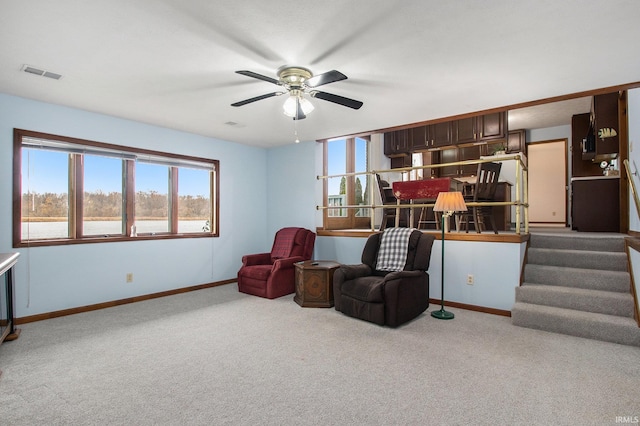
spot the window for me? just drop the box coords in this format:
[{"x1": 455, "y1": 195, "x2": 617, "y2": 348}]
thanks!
[
  {"x1": 21, "y1": 148, "x2": 70, "y2": 240},
  {"x1": 13, "y1": 129, "x2": 219, "y2": 247},
  {"x1": 135, "y1": 162, "x2": 170, "y2": 235},
  {"x1": 83, "y1": 154, "x2": 124, "y2": 236},
  {"x1": 323, "y1": 136, "x2": 371, "y2": 230},
  {"x1": 177, "y1": 167, "x2": 212, "y2": 234}
]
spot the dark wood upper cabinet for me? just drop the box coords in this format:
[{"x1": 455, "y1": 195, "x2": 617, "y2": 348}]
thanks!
[
  {"x1": 478, "y1": 112, "x2": 507, "y2": 140},
  {"x1": 453, "y1": 112, "x2": 507, "y2": 144},
  {"x1": 384, "y1": 129, "x2": 410, "y2": 157},
  {"x1": 410, "y1": 126, "x2": 429, "y2": 151},
  {"x1": 431, "y1": 122, "x2": 453, "y2": 147},
  {"x1": 571, "y1": 113, "x2": 602, "y2": 177},
  {"x1": 507, "y1": 129, "x2": 526, "y2": 154},
  {"x1": 453, "y1": 117, "x2": 477, "y2": 144},
  {"x1": 388, "y1": 113, "x2": 506, "y2": 174},
  {"x1": 592, "y1": 92, "x2": 619, "y2": 158},
  {"x1": 408, "y1": 123, "x2": 452, "y2": 151}
]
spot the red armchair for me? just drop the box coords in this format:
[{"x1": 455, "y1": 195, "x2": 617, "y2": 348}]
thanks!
[{"x1": 238, "y1": 227, "x2": 316, "y2": 299}]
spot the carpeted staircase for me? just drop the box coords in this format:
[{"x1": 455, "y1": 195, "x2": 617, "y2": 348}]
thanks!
[{"x1": 511, "y1": 231, "x2": 640, "y2": 347}]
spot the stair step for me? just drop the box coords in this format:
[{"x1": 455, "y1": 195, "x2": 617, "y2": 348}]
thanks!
[
  {"x1": 523, "y1": 264, "x2": 630, "y2": 293},
  {"x1": 511, "y1": 302, "x2": 640, "y2": 347},
  {"x1": 530, "y1": 233, "x2": 625, "y2": 252},
  {"x1": 527, "y1": 247, "x2": 628, "y2": 271},
  {"x1": 515, "y1": 284, "x2": 634, "y2": 318}
]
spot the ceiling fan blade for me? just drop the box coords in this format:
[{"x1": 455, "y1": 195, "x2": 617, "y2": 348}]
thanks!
[
  {"x1": 293, "y1": 97, "x2": 306, "y2": 120},
  {"x1": 231, "y1": 92, "x2": 281, "y2": 107},
  {"x1": 235, "y1": 70, "x2": 280, "y2": 85},
  {"x1": 306, "y1": 70, "x2": 347, "y2": 88},
  {"x1": 312, "y1": 91, "x2": 363, "y2": 110}
]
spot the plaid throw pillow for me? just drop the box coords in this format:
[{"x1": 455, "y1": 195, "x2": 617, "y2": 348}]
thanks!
[{"x1": 376, "y1": 228, "x2": 414, "y2": 272}]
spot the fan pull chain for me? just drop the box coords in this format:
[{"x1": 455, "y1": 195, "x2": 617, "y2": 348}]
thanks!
[{"x1": 294, "y1": 118, "x2": 300, "y2": 143}]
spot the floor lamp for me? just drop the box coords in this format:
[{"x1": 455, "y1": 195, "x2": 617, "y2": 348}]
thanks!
[{"x1": 431, "y1": 191, "x2": 467, "y2": 320}]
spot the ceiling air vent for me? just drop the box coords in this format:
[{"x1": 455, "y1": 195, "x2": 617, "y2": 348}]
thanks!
[
  {"x1": 224, "y1": 121, "x2": 245, "y2": 128},
  {"x1": 22, "y1": 65, "x2": 62, "y2": 80}
]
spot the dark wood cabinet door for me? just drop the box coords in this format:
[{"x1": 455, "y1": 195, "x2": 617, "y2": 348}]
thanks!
[
  {"x1": 419, "y1": 151, "x2": 438, "y2": 177},
  {"x1": 384, "y1": 130, "x2": 410, "y2": 157},
  {"x1": 410, "y1": 125, "x2": 429, "y2": 150},
  {"x1": 396, "y1": 129, "x2": 409, "y2": 153},
  {"x1": 431, "y1": 122, "x2": 452, "y2": 147},
  {"x1": 478, "y1": 112, "x2": 507, "y2": 140},
  {"x1": 571, "y1": 113, "x2": 601, "y2": 177},
  {"x1": 594, "y1": 92, "x2": 619, "y2": 156},
  {"x1": 454, "y1": 117, "x2": 478, "y2": 144},
  {"x1": 383, "y1": 132, "x2": 395, "y2": 156},
  {"x1": 572, "y1": 178, "x2": 620, "y2": 232},
  {"x1": 439, "y1": 147, "x2": 459, "y2": 177},
  {"x1": 507, "y1": 129, "x2": 526, "y2": 154},
  {"x1": 390, "y1": 155, "x2": 411, "y2": 169},
  {"x1": 459, "y1": 144, "x2": 482, "y2": 175}
]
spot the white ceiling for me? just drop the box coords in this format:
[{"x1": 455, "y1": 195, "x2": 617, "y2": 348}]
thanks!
[
  {"x1": 1, "y1": 1, "x2": 638, "y2": 148},
  {"x1": 508, "y1": 97, "x2": 592, "y2": 132}
]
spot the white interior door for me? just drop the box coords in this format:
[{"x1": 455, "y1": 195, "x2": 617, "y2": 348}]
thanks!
[{"x1": 528, "y1": 140, "x2": 567, "y2": 224}]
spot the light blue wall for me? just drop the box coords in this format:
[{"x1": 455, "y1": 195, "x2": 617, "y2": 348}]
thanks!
[
  {"x1": 626, "y1": 88, "x2": 640, "y2": 321},
  {"x1": 266, "y1": 141, "x2": 318, "y2": 239},
  {"x1": 527, "y1": 124, "x2": 571, "y2": 144},
  {"x1": 315, "y1": 234, "x2": 526, "y2": 311},
  {"x1": 0, "y1": 93, "x2": 269, "y2": 317},
  {"x1": 10, "y1": 89, "x2": 640, "y2": 317},
  {"x1": 204, "y1": 117, "x2": 528, "y2": 312}
]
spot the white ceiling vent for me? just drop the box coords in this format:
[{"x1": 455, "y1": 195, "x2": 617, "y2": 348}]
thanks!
[
  {"x1": 224, "y1": 121, "x2": 245, "y2": 128},
  {"x1": 22, "y1": 65, "x2": 62, "y2": 80}
]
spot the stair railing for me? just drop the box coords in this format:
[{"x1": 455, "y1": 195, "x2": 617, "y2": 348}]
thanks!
[
  {"x1": 624, "y1": 159, "x2": 640, "y2": 220},
  {"x1": 317, "y1": 154, "x2": 529, "y2": 234},
  {"x1": 623, "y1": 159, "x2": 640, "y2": 327}
]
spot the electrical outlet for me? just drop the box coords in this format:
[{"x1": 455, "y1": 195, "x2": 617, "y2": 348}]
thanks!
[
  {"x1": 126, "y1": 273, "x2": 133, "y2": 283},
  {"x1": 467, "y1": 274, "x2": 474, "y2": 285}
]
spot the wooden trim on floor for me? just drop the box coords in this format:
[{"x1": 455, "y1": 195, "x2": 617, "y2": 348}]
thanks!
[
  {"x1": 14, "y1": 279, "x2": 513, "y2": 325},
  {"x1": 429, "y1": 299, "x2": 512, "y2": 317},
  {"x1": 15, "y1": 279, "x2": 237, "y2": 325},
  {"x1": 317, "y1": 228, "x2": 529, "y2": 243}
]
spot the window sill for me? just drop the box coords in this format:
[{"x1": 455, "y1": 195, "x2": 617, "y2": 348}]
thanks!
[{"x1": 14, "y1": 232, "x2": 216, "y2": 248}]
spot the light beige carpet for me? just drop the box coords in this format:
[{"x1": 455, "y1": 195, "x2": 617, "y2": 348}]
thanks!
[{"x1": 0, "y1": 283, "x2": 638, "y2": 425}]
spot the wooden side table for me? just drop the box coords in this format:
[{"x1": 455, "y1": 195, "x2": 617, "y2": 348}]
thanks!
[{"x1": 294, "y1": 260, "x2": 340, "y2": 308}]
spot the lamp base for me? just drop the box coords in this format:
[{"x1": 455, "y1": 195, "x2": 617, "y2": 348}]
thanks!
[{"x1": 431, "y1": 308, "x2": 455, "y2": 320}]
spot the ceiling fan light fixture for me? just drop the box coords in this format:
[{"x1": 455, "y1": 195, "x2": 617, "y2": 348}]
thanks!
[
  {"x1": 232, "y1": 66, "x2": 362, "y2": 115},
  {"x1": 283, "y1": 94, "x2": 314, "y2": 117}
]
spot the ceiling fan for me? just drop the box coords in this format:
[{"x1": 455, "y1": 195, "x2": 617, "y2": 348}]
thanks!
[{"x1": 231, "y1": 66, "x2": 363, "y2": 120}]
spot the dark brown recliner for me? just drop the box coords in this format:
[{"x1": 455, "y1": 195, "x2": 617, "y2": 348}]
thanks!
[{"x1": 333, "y1": 230, "x2": 435, "y2": 327}]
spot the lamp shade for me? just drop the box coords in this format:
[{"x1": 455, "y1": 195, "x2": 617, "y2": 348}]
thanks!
[
  {"x1": 433, "y1": 191, "x2": 467, "y2": 213},
  {"x1": 283, "y1": 95, "x2": 314, "y2": 117}
]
